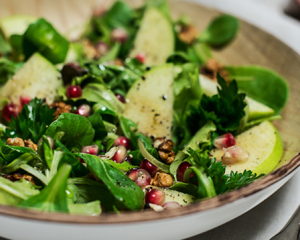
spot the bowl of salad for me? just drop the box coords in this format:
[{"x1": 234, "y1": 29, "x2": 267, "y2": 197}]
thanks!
[{"x1": 0, "y1": 0, "x2": 299, "y2": 239}]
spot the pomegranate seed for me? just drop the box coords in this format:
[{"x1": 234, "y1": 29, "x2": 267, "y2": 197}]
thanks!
[
  {"x1": 74, "y1": 104, "x2": 91, "y2": 117},
  {"x1": 113, "y1": 136, "x2": 130, "y2": 150},
  {"x1": 162, "y1": 201, "x2": 182, "y2": 209},
  {"x1": 2, "y1": 103, "x2": 19, "y2": 121},
  {"x1": 66, "y1": 85, "x2": 82, "y2": 99},
  {"x1": 177, "y1": 162, "x2": 193, "y2": 182},
  {"x1": 222, "y1": 145, "x2": 250, "y2": 165},
  {"x1": 111, "y1": 145, "x2": 127, "y2": 163},
  {"x1": 145, "y1": 188, "x2": 165, "y2": 206},
  {"x1": 81, "y1": 145, "x2": 99, "y2": 155},
  {"x1": 135, "y1": 52, "x2": 146, "y2": 64},
  {"x1": 20, "y1": 96, "x2": 31, "y2": 107},
  {"x1": 213, "y1": 133, "x2": 236, "y2": 149},
  {"x1": 127, "y1": 168, "x2": 151, "y2": 188},
  {"x1": 110, "y1": 28, "x2": 128, "y2": 43},
  {"x1": 140, "y1": 159, "x2": 157, "y2": 176},
  {"x1": 115, "y1": 93, "x2": 125, "y2": 103},
  {"x1": 93, "y1": 7, "x2": 106, "y2": 17}
]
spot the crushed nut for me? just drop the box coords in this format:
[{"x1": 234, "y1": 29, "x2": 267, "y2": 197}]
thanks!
[
  {"x1": 3, "y1": 173, "x2": 35, "y2": 185},
  {"x1": 50, "y1": 102, "x2": 72, "y2": 120},
  {"x1": 157, "y1": 139, "x2": 176, "y2": 164},
  {"x1": 200, "y1": 58, "x2": 229, "y2": 82},
  {"x1": 24, "y1": 139, "x2": 37, "y2": 151},
  {"x1": 179, "y1": 25, "x2": 198, "y2": 44},
  {"x1": 6, "y1": 138, "x2": 25, "y2": 147},
  {"x1": 151, "y1": 172, "x2": 173, "y2": 188}
]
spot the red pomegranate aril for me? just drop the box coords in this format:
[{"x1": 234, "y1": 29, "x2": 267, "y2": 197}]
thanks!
[
  {"x1": 127, "y1": 168, "x2": 151, "y2": 188},
  {"x1": 66, "y1": 85, "x2": 82, "y2": 99},
  {"x1": 213, "y1": 133, "x2": 236, "y2": 149},
  {"x1": 81, "y1": 145, "x2": 99, "y2": 155},
  {"x1": 177, "y1": 162, "x2": 192, "y2": 182},
  {"x1": 124, "y1": 156, "x2": 132, "y2": 164},
  {"x1": 74, "y1": 104, "x2": 91, "y2": 117},
  {"x1": 145, "y1": 188, "x2": 165, "y2": 206},
  {"x1": 140, "y1": 159, "x2": 157, "y2": 176},
  {"x1": 20, "y1": 96, "x2": 31, "y2": 107},
  {"x1": 113, "y1": 136, "x2": 130, "y2": 150},
  {"x1": 162, "y1": 201, "x2": 182, "y2": 209},
  {"x1": 115, "y1": 93, "x2": 126, "y2": 103},
  {"x1": 135, "y1": 52, "x2": 146, "y2": 64},
  {"x1": 2, "y1": 103, "x2": 19, "y2": 121},
  {"x1": 112, "y1": 145, "x2": 127, "y2": 163},
  {"x1": 111, "y1": 28, "x2": 128, "y2": 43}
]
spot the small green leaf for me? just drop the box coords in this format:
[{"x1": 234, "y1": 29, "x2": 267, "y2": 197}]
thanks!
[
  {"x1": 77, "y1": 153, "x2": 144, "y2": 210},
  {"x1": 199, "y1": 15, "x2": 239, "y2": 47},
  {"x1": 19, "y1": 164, "x2": 71, "y2": 212},
  {"x1": 45, "y1": 113, "x2": 95, "y2": 150}
]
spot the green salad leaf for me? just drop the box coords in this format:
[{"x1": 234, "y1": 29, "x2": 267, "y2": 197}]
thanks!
[
  {"x1": 19, "y1": 164, "x2": 71, "y2": 212},
  {"x1": 78, "y1": 153, "x2": 144, "y2": 210},
  {"x1": 45, "y1": 113, "x2": 95, "y2": 150}
]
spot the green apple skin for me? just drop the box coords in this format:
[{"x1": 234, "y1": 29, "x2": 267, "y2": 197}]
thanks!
[
  {"x1": 210, "y1": 121, "x2": 283, "y2": 175},
  {"x1": 199, "y1": 75, "x2": 274, "y2": 121}
]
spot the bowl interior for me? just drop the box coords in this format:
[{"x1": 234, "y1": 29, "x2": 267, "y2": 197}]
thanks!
[{"x1": 0, "y1": 0, "x2": 300, "y2": 224}]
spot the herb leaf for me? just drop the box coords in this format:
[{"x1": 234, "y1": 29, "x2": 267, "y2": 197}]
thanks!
[{"x1": 5, "y1": 98, "x2": 55, "y2": 143}]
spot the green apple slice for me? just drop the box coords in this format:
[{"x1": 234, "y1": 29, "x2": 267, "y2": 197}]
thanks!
[
  {"x1": 0, "y1": 53, "x2": 62, "y2": 106},
  {"x1": 123, "y1": 64, "x2": 174, "y2": 138},
  {"x1": 200, "y1": 75, "x2": 274, "y2": 121},
  {"x1": 0, "y1": 15, "x2": 37, "y2": 39},
  {"x1": 128, "y1": 7, "x2": 174, "y2": 66},
  {"x1": 210, "y1": 121, "x2": 283, "y2": 175}
]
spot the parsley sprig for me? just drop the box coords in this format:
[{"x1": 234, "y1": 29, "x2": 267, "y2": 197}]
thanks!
[
  {"x1": 187, "y1": 73, "x2": 247, "y2": 134},
  {"x1": 5, "y1": 98, "x2": 55, "y2": 143}
]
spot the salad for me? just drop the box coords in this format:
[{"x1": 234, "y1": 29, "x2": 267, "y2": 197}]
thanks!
[{"x1": 0, "y1": 0, "x2": 289, "y2": 215}]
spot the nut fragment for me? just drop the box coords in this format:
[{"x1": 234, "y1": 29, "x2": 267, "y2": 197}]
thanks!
[
  {"x1": 200, "y1": 58, "x2": 229, "y2": 82},
  {"x1": 150, "y1": 172, "x2": 173, "y2": 188},
  {"x1": 50, "y1": 102, "x2": 72, "y2": 120},
  {"x1": 179, "y1": 25, "x2": 198, "y2": 44},
  {"x1": 157, "y1": 140, "x2": 176, "y2": 164},
  {"x1": 3, "y1": 173, "x2": 35, "y2": 185},
  {"x1": 6, "y1": 138, "x2": 25, "y2": 147},
  {"x1": 24, "y1": 139, "x2": 37, "y2": 151}
]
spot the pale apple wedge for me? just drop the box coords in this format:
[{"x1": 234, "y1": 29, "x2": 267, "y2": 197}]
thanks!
[
  {"x1": 128, "y1": 7, "x2": 174, "y2": 66},
  {"x1": 210, "y1": 121, "x2": 283, "y2": 175},
  {"x1": 0, "y1": 15, "x2": 37, "y2": 39},
  {"x1": 123, "y1": 64, "x2": 174, "y2": 138},
  {"x1": 0, "y1": 53, "x2": 62, "y2": 106},
  {"x1": 200, "y1": 75, "x2": 275, "y2": 121}
]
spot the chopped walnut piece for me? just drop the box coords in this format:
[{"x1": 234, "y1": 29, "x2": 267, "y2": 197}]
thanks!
[
  {"x1": 179, "y1": 25, "x2": 198, "y2": 44},
  {"x1": 3, "y1": 173, "x2": 35, "y2": 185},
  {"x1": 50, "y1": 102, "x2": 72, "y2": 120},
  {"x1": 157, "y1": 139, "x2": 176, "y2": 164},
  {"x1": 6, "y1": 138, "x2": 25, "y2": 147},
  {"x1": 201, "y1": 58, "x2": 229, "y2": 82},
  {"x1": 24, "y1": 139, "x2": 37, "y2": 151},
  {"x1": 150, "y1": 172, "x2": 173, "y2": 188}
]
